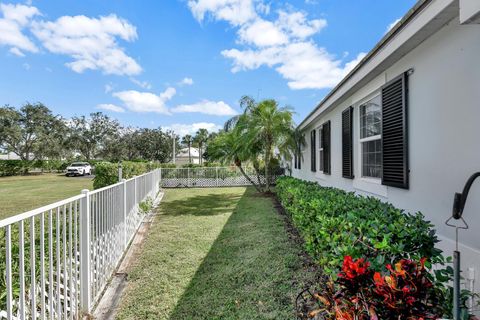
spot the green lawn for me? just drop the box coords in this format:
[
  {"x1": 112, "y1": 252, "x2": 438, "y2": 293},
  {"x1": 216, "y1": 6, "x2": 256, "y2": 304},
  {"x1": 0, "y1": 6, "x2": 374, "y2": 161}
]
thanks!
[
  {"x1": 0, "y1": 174, "x2": 93, "y2": 219},
  {"x1": 116, "y1": 187, "x2": 316, "y2": 320}
]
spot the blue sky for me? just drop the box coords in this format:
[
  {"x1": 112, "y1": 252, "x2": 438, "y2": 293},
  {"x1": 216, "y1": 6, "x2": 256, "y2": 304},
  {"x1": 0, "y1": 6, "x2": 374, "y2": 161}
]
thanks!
[{"x1": 0, "y1": 0, "x2": 416, "y2": 136}]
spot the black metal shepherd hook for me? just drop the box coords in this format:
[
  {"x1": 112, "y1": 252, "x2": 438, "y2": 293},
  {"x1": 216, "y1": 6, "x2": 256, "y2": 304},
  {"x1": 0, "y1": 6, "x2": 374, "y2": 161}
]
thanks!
[{"x1": 446, "y1": 172, "x2": 480, "y2": 320}]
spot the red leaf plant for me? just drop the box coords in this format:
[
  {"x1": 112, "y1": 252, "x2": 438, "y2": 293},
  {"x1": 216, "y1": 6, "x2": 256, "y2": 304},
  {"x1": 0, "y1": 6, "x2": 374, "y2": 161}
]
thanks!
[{"x1": 306, "y1": 256, "x2": 443, "y2": 319}]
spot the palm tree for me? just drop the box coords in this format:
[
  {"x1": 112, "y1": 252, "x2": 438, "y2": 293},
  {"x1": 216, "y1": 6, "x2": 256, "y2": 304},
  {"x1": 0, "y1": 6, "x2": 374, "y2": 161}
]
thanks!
[
  {"x1": 181, "y1": 134, "x2": 193, "y2": 163},
  {"x1": 243, "y1": 99, "x2": 294, "y2": 191},
  {"x1": 206, "y1": 126, "x2": 263, "y2": 192},
  {"x1": 214, "y1": 96, "x2": 296, "y2": 192},
  {"x1": 193, "y1": 128, "x2": 208, "y2": 165}
]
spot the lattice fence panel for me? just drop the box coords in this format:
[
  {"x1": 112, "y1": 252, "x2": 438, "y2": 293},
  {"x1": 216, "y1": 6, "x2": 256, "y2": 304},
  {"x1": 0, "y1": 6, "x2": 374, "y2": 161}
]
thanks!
[{"x1": 160, "y1": 167, "x2": 283, "y2": 188}]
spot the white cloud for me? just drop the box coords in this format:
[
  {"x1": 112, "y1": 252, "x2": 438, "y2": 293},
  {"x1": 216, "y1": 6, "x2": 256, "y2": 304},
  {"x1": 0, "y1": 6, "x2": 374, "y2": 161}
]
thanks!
[
  {"x1": 172, "y1": 100, "x2": 238, "y2": 116},
  {"x1": 238, "y1": 19, "x2": 288, "y2": 47},
  {"x1": 22, "y1": 62, "x2": 30, "y2": 70},
  {"x1": 9, "y1": 47, "x2": 25, "y2": 56},
  {"x1": 277, "y1": 11, "x2": 326, "y2": 39},
  {"x1": 97, "y1": 103, "x2": 125, "y2": 113},
  {"x1": 179, "y1": 77, "x2": 194, "y2": 86},
  {"x1": 386, "y1": 18, "x2": 401, "y2": 33},
  {"x1": 188, "y1": 0, "x2": 257, "y2": 26},
  {"x1": 0, "y1": 3, "x2": 39, "y2": 55},
  {"x1": 130, "y1": 78, "x2": 152, "y2": 89},
  {"x1": 31, "y1": 14, "x2": 141, "y2": 75},
  {"x1": 188, "y1": 1, "x2": 363, "y2": 90},
  {"x1": 163, "y1": 122, "x2": 222, "y2": 136},
  {"x1": 112, "y1": 87, "x2": 176, "y2": 114}
]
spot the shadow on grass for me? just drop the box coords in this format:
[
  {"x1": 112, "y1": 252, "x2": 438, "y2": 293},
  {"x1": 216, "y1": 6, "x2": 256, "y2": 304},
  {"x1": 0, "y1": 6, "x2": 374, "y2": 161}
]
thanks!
[
  {"x1": 161, "y1": 191, "x2": 243, "y2": 217},
  {"x1": 167, "y1": 187, "x2": 311, "y2": 320}
]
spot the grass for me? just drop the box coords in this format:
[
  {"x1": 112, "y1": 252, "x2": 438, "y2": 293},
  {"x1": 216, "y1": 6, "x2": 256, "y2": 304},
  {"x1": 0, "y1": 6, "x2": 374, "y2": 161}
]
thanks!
[
  {"x1": 0, "y1": 173, "x2": 93, "y2": 219},
  {"x1": 116, "y1": 187, "x2": 317, "y2": 320}
]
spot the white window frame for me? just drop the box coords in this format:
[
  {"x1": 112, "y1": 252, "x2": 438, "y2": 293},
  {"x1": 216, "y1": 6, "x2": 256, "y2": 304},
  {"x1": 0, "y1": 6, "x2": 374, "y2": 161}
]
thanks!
[
  {"x1": 352, "y1": 91, "x2": 388, "y2": 197},
  {"x1": 315, "y1": 125, "x2": 328, "y2": 180},
  {"x1": 358, "y1": 94, "x2": 382, "y2": 180},
  {"x1": 318, "y1": 126, "x2": 323, "y2": 172}
]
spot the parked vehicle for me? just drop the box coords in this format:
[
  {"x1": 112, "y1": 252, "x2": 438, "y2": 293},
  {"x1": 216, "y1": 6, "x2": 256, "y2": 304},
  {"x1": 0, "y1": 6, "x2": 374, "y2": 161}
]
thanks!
[{"x1": 65, "y1": 162, "x2": 92, "y2": 176}]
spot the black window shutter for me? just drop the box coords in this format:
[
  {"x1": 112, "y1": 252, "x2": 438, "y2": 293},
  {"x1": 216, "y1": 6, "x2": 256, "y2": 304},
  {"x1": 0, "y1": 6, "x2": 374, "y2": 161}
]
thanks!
[
  {"x1": 322, "y1": 121, "x2": 331, "y2": 175},
  {"x1": 310, "y1": 130, "x2": 316, "y2": 172},
  {"x1": 381, "y1": 72, "x2": 409, "y2": 189},
  {"x1": 342, "y1": 107, "x2": 354, "y2": 179},
  {"x1": 298, "y1": 145, "x2": 301, "y2": 170}
]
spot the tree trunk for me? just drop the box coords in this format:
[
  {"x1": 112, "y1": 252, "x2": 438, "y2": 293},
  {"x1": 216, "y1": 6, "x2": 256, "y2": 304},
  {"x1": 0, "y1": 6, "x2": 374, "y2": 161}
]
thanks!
[
  {"x1": 264, "y1": 141, "x2": 271, "y2": 192},
  {"x1": 252, "y1": 161, "x2": 263, "y2": 188},
  {"x1": 235, "y1": 161, "x2": 262, "y2": 192},
  {"x1": 188, "y1": 143, "x2": 191, "y2": 163}
]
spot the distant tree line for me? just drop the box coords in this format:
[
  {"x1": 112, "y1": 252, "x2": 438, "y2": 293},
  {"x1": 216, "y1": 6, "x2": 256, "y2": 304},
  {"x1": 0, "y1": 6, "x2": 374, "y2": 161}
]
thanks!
[{"x1": 0, "y1": 103, "x2": 215, "y2": 164}]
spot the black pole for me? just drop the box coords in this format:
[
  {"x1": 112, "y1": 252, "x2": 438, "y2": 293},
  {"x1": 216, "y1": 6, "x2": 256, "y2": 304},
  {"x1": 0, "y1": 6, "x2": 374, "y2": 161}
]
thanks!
[{"x1": 453, "y1": 250, "x2": 461, "y2": 320}]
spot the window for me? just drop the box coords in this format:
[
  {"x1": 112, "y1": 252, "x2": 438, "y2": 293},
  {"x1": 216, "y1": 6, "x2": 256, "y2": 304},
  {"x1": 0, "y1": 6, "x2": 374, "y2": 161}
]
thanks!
[
  {"x1": 359, "y1": 95, "x2": 382, "y2": 178},
  {"x1": 310, "y1": 130, "x2": 316, "y2": 172},
  {"x1": 318, "y1": 128, "x2": 324, "y2": 172}
]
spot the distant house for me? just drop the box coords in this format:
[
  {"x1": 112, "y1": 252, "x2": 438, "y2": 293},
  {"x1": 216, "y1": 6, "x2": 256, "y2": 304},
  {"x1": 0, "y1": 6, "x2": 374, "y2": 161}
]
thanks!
[
  {"x1": 175, "y1": 147, "x2": 200, "y2": 165},
  {"x1": 0, "y1": 152, "x2": 20, "y2": 160},
  {"x1": 0, "y1": 152, "x2": 32, "y2": 160},
  {"x1": 292, "y1": 0, "x2": 480, "y2": 284}
]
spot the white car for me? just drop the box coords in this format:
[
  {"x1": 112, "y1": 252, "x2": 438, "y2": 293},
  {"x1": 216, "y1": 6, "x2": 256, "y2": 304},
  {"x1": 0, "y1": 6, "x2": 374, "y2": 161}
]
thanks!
[{"x1": 66, "y1": 162, "x2": 92, "y2": 176}]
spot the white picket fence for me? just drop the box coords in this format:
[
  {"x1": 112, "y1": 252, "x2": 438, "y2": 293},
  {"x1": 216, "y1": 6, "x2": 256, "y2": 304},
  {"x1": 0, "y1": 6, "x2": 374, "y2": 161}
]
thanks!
[
  {"x1": 0, "y1": 166, "x2": 283, "y2": 319},
  {"x1": 0, "y1": 169, "x2": 161, "y2": 320}
]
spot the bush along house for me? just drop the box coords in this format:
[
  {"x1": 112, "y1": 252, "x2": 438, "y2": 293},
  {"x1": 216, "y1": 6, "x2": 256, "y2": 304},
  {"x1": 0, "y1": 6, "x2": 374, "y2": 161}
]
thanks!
[{"x1": 292, "y1": 0, "x2": 480, "y2": 295}]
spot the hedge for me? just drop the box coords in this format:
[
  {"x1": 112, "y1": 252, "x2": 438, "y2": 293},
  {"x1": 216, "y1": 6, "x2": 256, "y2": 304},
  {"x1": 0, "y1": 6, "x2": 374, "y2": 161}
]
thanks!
[
  {"x1": 0, "y1": 160, "x2": 72, "y2": 176},
  {"x1": 93, "y1": 161, "x2": 163, "y2": 189},
  {"x1": 275, "y1": 176, "x2": 443, "y2": 277}
]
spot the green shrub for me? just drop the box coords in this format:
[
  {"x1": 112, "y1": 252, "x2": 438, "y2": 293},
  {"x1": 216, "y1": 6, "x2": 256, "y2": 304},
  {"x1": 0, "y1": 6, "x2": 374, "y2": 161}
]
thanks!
[
  {"x1": 0, "y1": 159, "x2": 72, "y2": 176},
  {"x1": 0, "y1": 160, "x2": 28, "y2": 176},
  {"x1": 275, "y1": 176, "x2": 443, "y2": 277},
  {"x1": 93, "y1": 161, "x2": 167, "y2": 189},
  {"x1": 139, "y1": 197, "x2": 153, "y2": 214}
]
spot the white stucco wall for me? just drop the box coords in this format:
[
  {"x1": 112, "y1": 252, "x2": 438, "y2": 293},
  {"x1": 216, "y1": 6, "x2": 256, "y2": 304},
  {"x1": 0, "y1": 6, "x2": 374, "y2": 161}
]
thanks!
[{"x1": 293, "y1": 17, "x2": 480, "y2": 286}]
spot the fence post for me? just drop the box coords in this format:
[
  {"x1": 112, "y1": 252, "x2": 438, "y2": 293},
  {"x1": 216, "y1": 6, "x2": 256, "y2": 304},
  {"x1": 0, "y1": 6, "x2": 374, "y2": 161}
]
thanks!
[
  {"x1": 134, "y1": 177, "x2": 137, "y2": 211},
  {"x1": 80, "y1": 189, "x2": 91, "y2": 313},
  {"x1": 118, "y1": 162, "x2": 123, "y2": 181},
  {"x1": 159, "y1": 168, "x2": 162, "y2": 191},
  {"x1": 216, "y1": 167, "x2": 219, "y2": 187},
  {"x1": 122, "y1": 179, "x2": 127, "y2": 249},
  {"x1": 187, "y1": 167, "x2": 190, "y2": 187}
]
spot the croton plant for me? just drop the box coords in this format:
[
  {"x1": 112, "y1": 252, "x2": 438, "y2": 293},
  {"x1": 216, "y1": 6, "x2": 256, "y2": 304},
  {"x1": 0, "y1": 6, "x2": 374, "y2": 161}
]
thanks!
[{"x1": 305, "y1": 256, "x2": 459, "y2": 320}]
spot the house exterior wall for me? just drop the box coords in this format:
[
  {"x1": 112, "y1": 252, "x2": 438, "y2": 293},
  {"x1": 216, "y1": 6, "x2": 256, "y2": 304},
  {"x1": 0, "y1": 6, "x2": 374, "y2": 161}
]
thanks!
[
  {"x1": 293, "y1": 17, "x2": 480, "y2": 281},
  {"x1": 175, "y1": 156, "x2": 200, "y2": 165}
]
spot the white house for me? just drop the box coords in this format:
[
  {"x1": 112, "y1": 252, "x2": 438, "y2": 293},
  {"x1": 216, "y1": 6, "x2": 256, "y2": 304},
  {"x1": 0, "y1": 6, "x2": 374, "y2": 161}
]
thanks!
[
  {"x1": 175, "y1": 147, "x2": 200, "y2": 165},
  {"x1": 0, "y1": 152, "x2": 21, "y2": 160},
  {"x1": 292, "y1": 0, "x2": 480, "y2": 290}
]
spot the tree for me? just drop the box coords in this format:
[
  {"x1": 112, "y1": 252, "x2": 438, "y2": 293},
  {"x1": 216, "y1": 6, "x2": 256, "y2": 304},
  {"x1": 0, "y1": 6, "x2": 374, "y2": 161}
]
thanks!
[
  {"x1": 244, "y1": 99, "x2": 295, "y2": 191},
  {"x1": 69, "y1": 112, "x2": 119, "y2": 160},
  {"x1": 210, "y1": 96, "x2": 295, "y2": 192},
  {"x1": 181, "y1": 134, "x2": 193, "y2": 163},
  {"x1": 205, "y1": 127, "x2": 263, "y2": 192},
  {"x1": 132, "y1": 128, "x2": 179, "y2": 163},
  {"x1": 0, "y1": 103, "x2": 64, "y2": 161},
  {"x1": 193, "y1": 128, "x2": 208, "y2": 165}
]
